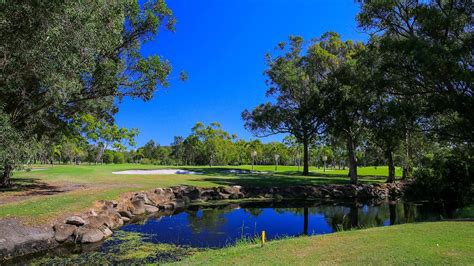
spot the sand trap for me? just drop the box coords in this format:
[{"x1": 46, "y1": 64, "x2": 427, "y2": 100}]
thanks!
[{"x1": 112, "y1": 169, "x2": 202, "y2": 175}]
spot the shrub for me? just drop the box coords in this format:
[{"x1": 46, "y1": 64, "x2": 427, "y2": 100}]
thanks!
[
  {"x1": 114, "y1": 152, "x2": 125, "y2": 164},
  {"x1": 406, "y1": 151, "x2": 474, "y2": 203},
  {"x1": 103, "y1": 151, "x2": 115, "y2": 164}
]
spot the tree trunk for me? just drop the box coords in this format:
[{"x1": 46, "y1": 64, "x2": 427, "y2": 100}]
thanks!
[
  {"x1": 302, "y1": 138, "x2": 309, "y2": 176},
  {"x1": 386, "y1": 149, "x2": 395, "y2": 183},
  {"x1": 347, "y1": 135, "x2": 358, "y2": 184},
  {"x1": 1, "y1": 163, "x2": 13, "y2": 188},
  {"x1": 402, "y1": 129, "x2": 413, "y2": 179}
]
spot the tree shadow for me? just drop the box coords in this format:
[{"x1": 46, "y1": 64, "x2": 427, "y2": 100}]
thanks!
[
  {"x1": 0, "y1": 177, "x2": 49, "y2": 193},
  {"x1": 183, "y1": 167, "x2": 384, "y2": 187}
]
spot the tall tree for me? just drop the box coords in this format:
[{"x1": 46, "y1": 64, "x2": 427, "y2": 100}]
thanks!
[
  {"x1": 191, "y1": 122, "x2": 234, "y2": 167},
  {"x1": 357, "y1": 0, "x2": 473, "y2": 143},
  {"x1": 1, "y1": 1, "x2": 177, "y2": 186},
  {"x1": 321, "y1": 33, "x2": 370, "y2": 184},
  {"x1": 242, "y1": 36, "x2": 328, "y2": 175},
  {"x1": 366, "y1": 96, "x2": 405, "y2": 183}
]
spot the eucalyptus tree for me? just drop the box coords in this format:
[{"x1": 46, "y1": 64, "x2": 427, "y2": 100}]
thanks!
[
  {"x1": 242, "y1": 36, "x2": 328, "y2": 175},
  {"x1": 321, "y1": 33, "x2": 371, "y2": 184},
  {"x1": 1, "y1": 1, "x2": 178, "y2": 186},
  {"x1": 366, "y1": 96, "x2": 405, "y2": 183},
  {"x1": 191, "y1": 122, "x2": 234, "y2": 167},
  {"x1": 171, "y1": 136, "x2": 185, "y2": 165},
  {"x1": 357, "y1": 0, "x2": 473, "y2": 143}
]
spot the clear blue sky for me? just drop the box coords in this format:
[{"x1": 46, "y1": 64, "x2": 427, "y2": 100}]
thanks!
[{"x1": 115, "y1": 0, "x2": 368, "y2": 147}]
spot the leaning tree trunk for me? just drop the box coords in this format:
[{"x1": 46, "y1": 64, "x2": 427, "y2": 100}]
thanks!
[
  {"x1": 1, "y1": 163, "x2": 13, "y2": 188},
  {"x1": 347, "y1": 134, "x2": 358, "y2": 184},
  {"x1": 302, "y1": 138, "x2": 310, "y2": 176},
  {"x1": 386, "y1": 149, "x2": 396, "y2": 183}
]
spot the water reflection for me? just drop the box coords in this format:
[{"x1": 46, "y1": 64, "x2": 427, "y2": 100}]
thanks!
[{"x1": 121, "y1": 200, "x2": 455, "y2": 248}]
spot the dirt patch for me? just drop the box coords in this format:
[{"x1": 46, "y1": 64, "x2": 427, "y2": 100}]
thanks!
[{"x1": 0, "y1": 182, "x2": 88, "y2": 205}]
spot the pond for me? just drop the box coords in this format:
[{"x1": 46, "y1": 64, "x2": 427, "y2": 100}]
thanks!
[
  {"x1": 15, "y1": 200, "x2": 460, "y2": 264},
  {"x1": 121, "y1": 200, "x2": 456, "y2": 248}
]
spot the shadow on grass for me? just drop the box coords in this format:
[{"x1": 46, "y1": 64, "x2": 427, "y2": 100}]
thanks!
[
  {"x1": 0, "y1": 177, "x2": 49, "y2": 193},
  {"x1": 181, "y1": 167, "x2": 385, "y2": 187}
]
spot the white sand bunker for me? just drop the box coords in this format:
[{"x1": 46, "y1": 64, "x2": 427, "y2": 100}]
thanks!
[{"x1": 112, "y1": 169, "x2": 202, "y2": 175}]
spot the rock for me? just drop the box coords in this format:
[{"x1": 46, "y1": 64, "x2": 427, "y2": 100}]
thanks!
[
  {"x1": 76, "y1": 227, "x2": 104, "y2": 244},
  {"x1": 118, "y1": 210, "x2": 134, "y2": 219},
  {"x1": 131, "y1": 199, "x2": 145, "y2": 215},
  {"x1": 99, "y1": 226, "x2": 113, "y2": 238},
  {"x1": 53, "y1": 224, "x2": 76, "y2": 243},
  {"x1": 273, "y1": 194, "x2": 284, "y2": 201},
  {"x1": 144, "y1": 204, "x2": 159, "y2": 213},
  {"x1": 133, "y1": 193, "x2": 152, "y2": 205},
  {"x1": 121, "y1": 217, "x2": 130, "y2": 223},
  {"x1": 65, "y1": 216, "x2": 86, "y2": 226},
  {"x1": 162, "y1": 203, "x2": 175, "y2": 210},
  {"x1": 172, "y1": 199, "x2": 187, "y2": 209},
  {"x1": 0, "y1": 219, "x2": 57, "y2": 260},
  {"x1": 86, "y1": 215, "x2": 109, "y2": 228}
]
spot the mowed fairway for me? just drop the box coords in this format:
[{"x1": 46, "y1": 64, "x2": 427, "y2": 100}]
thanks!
[
  {"x1": 0, "y1": 164, "x2": 397, "y2": 223},
  {"x1": 174, "y1": 221, "x2": 474, "y2": 265}
]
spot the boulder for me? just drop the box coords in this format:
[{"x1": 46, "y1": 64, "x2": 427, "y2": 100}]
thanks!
[
  {"x1": 98, "y1": 225, "x2": 113, "y2": 238},
  {"x1": 121, "y1": 217, "x2": 130, "y2": 223},
  {"x1": 154, "y1": 188, "x2": 176, "y2": 201},
  {"x1": 131, "y1": 199, "x2": 145, "y2": 215},
  {"x1": 173, "y1": 199, "x2": 187, "y2": 209},
  {"x1": 76, "y1": 227, "x2": 104, "y2": 244},
  {"x1": 53, "y1": 224, "x2": 76, "y2": 243},
  {"x1": 65, "y1": 216, "x2": 86, "y2": 226},
  {"x1": 144, "y1": 204, "x2": 159, "y2": 213},
  {"x1": 133, "y1": 193, "x2": 152, "y2": 205},
  {"x1": 118, "y1": 210, "x2": 134, "y2": 219}
]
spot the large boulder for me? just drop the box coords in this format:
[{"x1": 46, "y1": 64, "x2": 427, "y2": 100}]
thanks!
[
  {"x1": 154, "y1": 188, "x2": 176, "y2": 201},
  {"x1": 0, "y1": 219, "x2": 57, "y2": 260},
  {"x1": 144, "y1": 204, "x2": 159, "y2": 213},
  {"x1": 53, "y1": 224, "x2": 77, "y2": 243},
  {"x1": 76, "y1": 226, "x2": 105, "y2": 244},
  {"x1": 131, "y1": 198, "x2": 145, "y2": 215},
  {"x1": 64, "y1": 216, "x2": 86, "y2": 226}
]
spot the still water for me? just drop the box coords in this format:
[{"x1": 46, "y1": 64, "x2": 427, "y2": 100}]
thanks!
[
  {"x1": 13, "y1": 200, "x2": 459, "y2": 264},
  {"x1": 121, "y1": 200, "x2": 454, "y2": 248}
]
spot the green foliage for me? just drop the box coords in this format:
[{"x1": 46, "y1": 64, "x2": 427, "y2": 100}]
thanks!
[
  {"x1": 103, "y1": 150, "x2": 115, "y2": 164},
  {"x1": 29, "y1": 231, "x2": 197, "y2": 264},
  {"x1": 0, "y1": 1, "x2": 177, "y2": 186},
  {"x1": 0, "y1": 112, "x2": 36, "y2": 186},
  {"x1": 113, "y1": 152, "x2": 125, "y2": 164},
  {"x1": 406, "y1": 148, "x2": 474, "y2": 203},
  {"x1": 357, "y1": 0, "x2": 473, "y2": 143}
]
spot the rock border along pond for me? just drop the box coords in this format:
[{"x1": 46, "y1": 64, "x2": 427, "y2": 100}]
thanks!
[{"x1": 0, "y1": 183, "x2": 405, "y2": 261}]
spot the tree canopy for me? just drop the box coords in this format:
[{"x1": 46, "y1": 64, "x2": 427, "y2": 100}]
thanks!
[{"x1": 0, "y1": 1, "x2": 177, "y2": 186}]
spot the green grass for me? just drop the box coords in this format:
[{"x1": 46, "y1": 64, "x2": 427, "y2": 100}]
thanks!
[
  {"x1": 174, "y1": 221, "x2": 474, "y2": 265},
  {"x1": 0, "y1": 164, "x2": 398, "y2": 222}
]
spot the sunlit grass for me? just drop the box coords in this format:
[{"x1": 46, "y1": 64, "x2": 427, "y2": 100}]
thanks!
[
  {"x1": 173, "y1": 221, "x2": 474, "y2": 265},
  {"x1": 1, "y1": 163, "x2": 396, "y2": 222}
]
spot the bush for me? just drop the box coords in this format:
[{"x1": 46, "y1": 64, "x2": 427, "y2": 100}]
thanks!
[
  {"x1": 406, "y1": 151, "x2": 474, "y2": 203},
  {"x1": 103, "y1": 151, "x2": 115, "y2": 164},
  {"x1": 113, "y1": 152, "x2": 125, "y2": 164}
]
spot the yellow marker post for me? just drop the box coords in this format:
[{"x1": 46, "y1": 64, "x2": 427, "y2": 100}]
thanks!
[{"x1": 261, "y1": 230, "x2": 266, "y2": 247}]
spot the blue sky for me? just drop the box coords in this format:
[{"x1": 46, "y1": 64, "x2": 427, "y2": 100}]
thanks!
[{"x1": 115, "y1": 0, "x2": 368, "y2": 147}]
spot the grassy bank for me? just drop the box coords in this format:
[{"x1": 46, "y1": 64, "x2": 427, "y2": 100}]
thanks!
[
  {"x1": 175, "y1": 221, "x2": 474, "y2": 265},
  {"x1": 0, "y1": 164, "x2": 397, "y2": 222}
]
